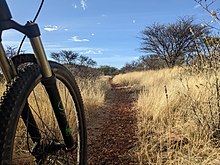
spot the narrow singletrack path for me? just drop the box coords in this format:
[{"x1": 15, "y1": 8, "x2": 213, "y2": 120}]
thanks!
[{"x1": 87, "y1": 83, "x2": 138, "y2": 164}]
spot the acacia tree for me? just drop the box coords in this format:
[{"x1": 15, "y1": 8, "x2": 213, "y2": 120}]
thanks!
[
  {"x1": 51, "y1": 50, "x2": 78, "y2": 64},
  {"x1": 5, "y1": 46, "x2": 17, "y2": 58},
  {"x1": 98, "y1": 65, "x2": 118, "y2": 75},
  {"x1": 51, "y1": 50, "x2": 97, "y2": 67},
  {"x1": 78, "y1": 55, "x2": 97, "y2": 67},
  {"x1": 140, "y1": 17, "x2": 209, "y2": 68},
  {"x1": 5, "y1": 46, "x2": 25, "y2": 58}
]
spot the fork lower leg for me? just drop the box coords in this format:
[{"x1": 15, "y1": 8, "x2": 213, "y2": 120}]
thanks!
[{"x1": 41, "y1": 75, "x2": 75, "y2": 149}]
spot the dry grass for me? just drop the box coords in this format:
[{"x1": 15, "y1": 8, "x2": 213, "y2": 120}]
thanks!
[
  {"x1": 0, "y1": 76, "x2": 110, "y2": 164},
  {"x1": 112, "y1": 71, "x2": 147, "y2": 87},
  {"x1": 113, "y1": 67, "x2": 220, "y2": 164},
  {"x1": 112, "y1": 67, "x2": 183, "y2": 89},
  {"x1": 77, "y1": 76, "x2": 111, "y2": 112},
  {"x1": 0, "y1": 83, "x2": 5, "y2": 96}
]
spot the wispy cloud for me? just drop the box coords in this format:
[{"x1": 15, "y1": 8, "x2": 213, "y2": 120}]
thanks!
[
  {"x1": 72, "y1": 1, "x2": 87, "y2": 10},
  {"x1": 66, "y1": 47, "x2": 103, "y2": 55},
  {"x1": 194, "y1": 4, "x2": 201, "y2": 8},
  {"x1": 73, "y1": 4, "x2": 77, "y2": 9},
  {"x1": 44, "y1": 43, "x2": 104, "y2": 55},
  {"x1": 80, "y1": 0, "x2": 87, "y2": 10},
  {"x1": 83, "y1": 49, "x2": 103, "y2": 55},
  {"x1": 44, "y1": 25, "x2": 59, "y2": 32},
  {"x1": 69, "y1": 36, "x2": 90, "y2": 42}
]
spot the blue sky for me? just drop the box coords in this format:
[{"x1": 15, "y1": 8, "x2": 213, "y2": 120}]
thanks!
[{"x1": 2, "y1": 0, "x2": 219, "y2": 68}]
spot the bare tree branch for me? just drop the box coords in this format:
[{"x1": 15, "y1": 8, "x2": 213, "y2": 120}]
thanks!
[{"x1": 140, "y1": 17, "x2": 209, "y2": 67}]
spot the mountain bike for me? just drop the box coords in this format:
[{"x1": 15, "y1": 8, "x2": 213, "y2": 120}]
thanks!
[{"x1": 0, "y1": 0, "x2": 87, "y2": 164}]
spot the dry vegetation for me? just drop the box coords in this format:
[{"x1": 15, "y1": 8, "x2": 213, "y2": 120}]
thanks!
[
  {"x1": 0, "y1": 76, "x2": 110, "y2": 112},
  {"x1": 0, "y1": 75, "x2": 110, "y2": 164},
  {"x1": 77, "y1": 76, "x2": 111, "y2": 112},
  {"x1": 113, "y1": 66, "x2": 220, "y2": 164},
  {"x1": 0, "y1": 83, "x2": 5, "y2": 96}
]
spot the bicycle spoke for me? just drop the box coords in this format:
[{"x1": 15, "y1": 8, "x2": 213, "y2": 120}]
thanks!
[
  {"x1": 0, "y1": 62, "x2": 86, "y2": 164},
  {"x1": 28, "y1": 104, "x2": 57, "y2": 139}
]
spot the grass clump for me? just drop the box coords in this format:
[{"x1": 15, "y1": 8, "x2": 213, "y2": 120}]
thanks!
[
  {"x1": 114, "y1": 67, "x2": 220, "y2": 164},
  {"x1": 77, "y1": 76, "x2": 110, "y2": 112}
]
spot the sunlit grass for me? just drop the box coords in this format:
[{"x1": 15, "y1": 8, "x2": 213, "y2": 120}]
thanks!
[
  {"x1": 0, "y1": 76, "x2": 110, "y2": 164},
  {"x1": 113, "y1": 67, "x2": 220, "y2": 164},
  {"x1": 76, "y1": 76, "x2": 111, "y2": 111}
]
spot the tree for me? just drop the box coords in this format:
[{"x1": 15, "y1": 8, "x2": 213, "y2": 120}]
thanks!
[
  {"x1": 139, "y1": 55, "x2": 166, "y2": 70},
  {"x1": 98, "y1": 65, "x2": 118, "y2": 75},
  {"x1": 51, "y1": 50, "x2": 97, "y2": 67},
  {"x1": 5, "y1": 46, "x2": 17, "y2": 58},
  {"x1": 51, "y1": 50, "x2": 78, "y2": 64},
  {"x1": 5, "y1": 46, "x2": 25, "y2": 58},
  {"x1": 120, "y1": 60, "x2": 142, "y2": 73},
  {"x1": 140, "y1": 17, "x2": 209, "y2": 68},
  {"x1": 120, "y1": 55, "x2": 166, "y2": 72},
  {"x1": 78, "y1": 55, "x2": 97, "y2": 67}
]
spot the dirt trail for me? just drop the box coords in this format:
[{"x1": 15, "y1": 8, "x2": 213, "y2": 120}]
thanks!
[{"x1": 87, "y1": 83, "x2": 138, "y2": 164}]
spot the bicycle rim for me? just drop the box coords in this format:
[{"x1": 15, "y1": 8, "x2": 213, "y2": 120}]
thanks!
[{"x1": 0, "y1": 63, "x2": 86, "y2": 164}]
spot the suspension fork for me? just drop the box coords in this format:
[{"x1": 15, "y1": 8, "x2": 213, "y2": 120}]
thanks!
[
  {"x1": 0, "y1": 0, "x2": 75, "y2": 149},
  {"x1": 0, "y1": 33, "x2": 75, "y2": 149},
  {"x1": 30, "y1": 31, "x2": 75, "y2": 149}
]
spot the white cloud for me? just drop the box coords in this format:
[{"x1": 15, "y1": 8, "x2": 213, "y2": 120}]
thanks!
[
  {"x1": 72, "y1": 1, "x2": 87, "y2": 10},
  {"x1": 194, "y1": 4, "x2": 201, "y2": 8},
  {"x1": 69, "y1": 36, "x2": 90, "y2": 42},
  {"x1": 80, "y1": 0, "x2": 87, "y2": 10},
  {"x1": 44, "y1": 25, "x2": 59, "y2": 32},
  {"x1": 83, "y1": 49, "x2": 102, "y2": 55},
  {"x1": 68, "y1": 47, "x2": 103, "y2": 55},
  {"x1": 44, "y1": 42, "x2": 104, "y2": 55},
  {"x1": 64, "y1": 47, "x2": 103, "y2": 55},
  {"x1": 132, "y1": 20, "x2": 136, "y2": 24}
]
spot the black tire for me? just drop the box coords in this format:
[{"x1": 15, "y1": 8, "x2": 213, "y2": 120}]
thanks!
[{"x1": 0, "y1": 62, "x2": 87, "y2": 164}]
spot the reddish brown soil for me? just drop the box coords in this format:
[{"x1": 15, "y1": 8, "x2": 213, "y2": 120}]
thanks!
[{"x1": 87, "y1": 83, "x2": 138, "y2": 165}]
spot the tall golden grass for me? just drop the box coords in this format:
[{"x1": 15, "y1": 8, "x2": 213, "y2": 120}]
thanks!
[
  {"x1": 113, "y1": 67, "x2": 220, "y2": 164},
  {"x1": 77, "y1": 76, "x2": 110, "y2": 112},
  {"x1": 0, "y1": 83, "x2": 5, "y2": 96},
  {"x1": 0, "y1": 76, "x2": 110, "y2": 164}
]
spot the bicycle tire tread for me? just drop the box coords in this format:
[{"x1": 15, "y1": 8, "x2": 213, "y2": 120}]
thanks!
[
  {"x1": 0, "y1": 60, "x2": 87, "y2": 164},
  {"x1": 0, "y1": 65, "x2": 40, "y2": 164}
]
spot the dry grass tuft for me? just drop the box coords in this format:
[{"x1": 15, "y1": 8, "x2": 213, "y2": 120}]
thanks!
[
  {"x1": 77, "y1": 76, "x2": 111, "y2": 112},
  {"x1": 113, "y1": 67, "x2": 220, "y2": 164},
  {"x1": 0, "y1": 75, "x2": 110, "y2": 164}
]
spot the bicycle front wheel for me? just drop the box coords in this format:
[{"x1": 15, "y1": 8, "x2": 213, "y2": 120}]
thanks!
[{"x1": 0, "y1": 62, "x2": 87, "y2": 164}]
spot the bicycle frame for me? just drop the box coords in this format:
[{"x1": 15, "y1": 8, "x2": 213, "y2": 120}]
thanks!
[{"x1": 0, "y1": 0, "x2": 76, "y2": 150}]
